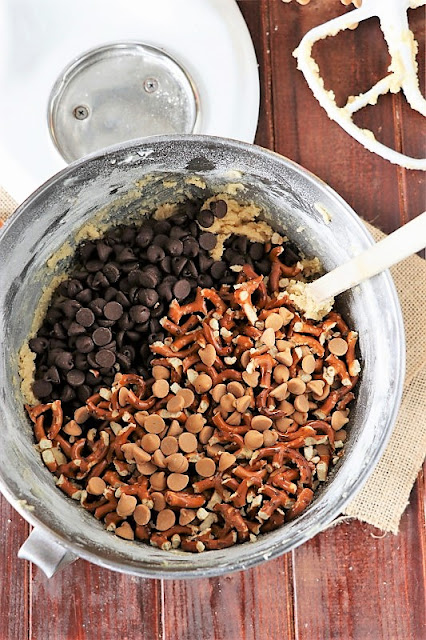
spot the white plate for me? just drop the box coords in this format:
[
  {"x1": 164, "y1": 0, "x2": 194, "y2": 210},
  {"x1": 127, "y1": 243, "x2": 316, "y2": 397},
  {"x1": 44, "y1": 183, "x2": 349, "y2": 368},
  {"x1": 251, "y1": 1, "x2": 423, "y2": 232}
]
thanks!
[{"x1": 0, "y1": 0, "x2": 259, "y2": 203}]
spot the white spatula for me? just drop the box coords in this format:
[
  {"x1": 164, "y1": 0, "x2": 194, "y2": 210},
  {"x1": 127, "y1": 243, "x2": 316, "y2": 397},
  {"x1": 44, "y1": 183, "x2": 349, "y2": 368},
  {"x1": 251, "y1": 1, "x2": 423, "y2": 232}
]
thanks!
[{"x1": 307, "y1": 211, "x2": 426, "y2": 305}]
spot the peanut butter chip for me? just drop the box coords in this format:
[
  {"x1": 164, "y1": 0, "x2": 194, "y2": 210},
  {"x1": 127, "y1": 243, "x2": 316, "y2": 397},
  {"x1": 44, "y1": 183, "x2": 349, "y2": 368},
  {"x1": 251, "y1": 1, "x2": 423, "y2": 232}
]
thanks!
[
  {"x1": 227, "y1": 381, "x2": 245, "y2": 398},
  {"x1": 167, "y1": 473, "x2": 189, "y2": 491},
  {"x1": 199, "y1": 425, "x2": 214, "y2": 444},
  {"x1": 87, "y1": 477, "x2": 106, "y2": 495},
  {"x1": 331, "y1": 410, "x2": 349, "y2": 430},
  {"x1": 220, "y1": 393, "x2": 236, "y2": 413},
  {"x1": 263, "y1": 430, "x2": 278, "y2": 446},
  {"x1": 152, "y1": 379, "x2": 170, "y2": 398},
  {"x1": 178, "y1": 432, "x2": 198, "y2": 453},
  {"x1": 179, "y1": 509, "x2": 196, "y2": 525},
  {"x1": 218, "y1": 451, "x2": 237, "y2": 471},
  {"x1": 307, "y1": 380, "x2": 325, "y2": 397},
  {"x1": 118, "y1": 387, "x2": 129, "y2": 407},
  {"x1": 244, "y1": 430, "x2": 264, "y2": 450},
  {"x1": 211, "y1": 383, "x2": 227, "y2": 402},
  {"x1": 152, "y1": 449, "x2": 167, "y2": 468},
  {"x1": 294, "y1": 394, "x2": 310, "y2": 413},
  {"x1": 276, "y1": 417, "x2": 294, "y2": 433},
  {"x1": 115, "y1": 522, "x2": 134, "y2": 540},
  {"x1": 134, "y1": 504, "x2": 151, "y2": 525},
  {"x1": 150, "y1": 471, "x2": 167, "y2": 491},
  {"x1": 227, "y1": 411, "x2": 241, "y2": 426},
  {"x1": 329, "y1": 337, "x2": 348, "y2": 356},
  {"x1": 275, "y1": 350, "x2": 293, "y2": 366},
  {"x1": 279, "y1": 400, "x2": 294, "y2": 416},
  {"x1": 251, "y1": 415, "x2": 273, "y2": 431},
  {"x1": 74, "y1": 407, "x2": 90, "y2": 424},
  {"x1": 185, "y1": 413, "x2": 205, "y2": 433},
  {"x1": 137, "y1": 461, "x2": 157, "y2": 475},
  {"x1": 278, "y1": 307, "x2": 294, "y2": 325},
  {"x1": 166, "y1": 453, "x2": 189, "y2": 473},
  {"x1": 198, "y1": 344, "x2": 217, "y2": 367},
  {"x1": 261, "y1": 327, "x2": 276, "y2": 347},
  {"x1": 273, "y1": 364, "x2": 290, "y2": 383},
  {"x1": 178, "y1": 388, "x2": 195, "y2": 408},
  {"x1": 151, "y1": 492, "x2": 166, "y2": 511},
  {"x1": 167, "y1": 394, "x2": 185, "y2": 413},
  {"x1": 63, "y1": 420, "x2": 82, "y2": 436},
  {"x1": 141, "y1": 433, "x2": 161, "y2": 453},
  {"x1": 235, "y1": 395, "x2": 251, "y2": 413},
  {"x1": 117, "y1": 494, "x2": 137, "y2": 517},
  {"x1": 302, "y1": 354, "x2": 316, "y2": 374},
  {"x1": 287, "y1": 378, "x2": 306, "y2": 395},
  {"x1": 152, "y1": 365, "x2": 170, "y2": 380},
  {"x1": 156, "y1": 509, "x2": 176, "y2": 531},
  {"x1": 134, "y1": 411, "x2": 148, "y2": 427},
  {"x1": 242, "y1": 371, "x2": 260, "y2": 388},
  {"x1": 161, "y1": 436, "x2": 179, "y2": 456},
  {"x1": 195, "y1": 457, "x2": 216, "y2": 477},
  {"x1": 194, "y1": 373, "x2": 213, "y2": 394},
  {"x1": 269, "y1": 383, "x2": 288, "y2": 401},
  {"x1": 265, "y1": 313, "x2": 284, "y2": 331},
  {"x1": 144, "y1": 414, "x2": 166, "y2": 434}
]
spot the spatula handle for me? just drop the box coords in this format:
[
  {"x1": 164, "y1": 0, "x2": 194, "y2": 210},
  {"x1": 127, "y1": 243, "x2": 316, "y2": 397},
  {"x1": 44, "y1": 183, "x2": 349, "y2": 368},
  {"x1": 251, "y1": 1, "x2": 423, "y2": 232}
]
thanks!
[{"x1": 308, "y1": 212, "x2": 426, "y2": 303}]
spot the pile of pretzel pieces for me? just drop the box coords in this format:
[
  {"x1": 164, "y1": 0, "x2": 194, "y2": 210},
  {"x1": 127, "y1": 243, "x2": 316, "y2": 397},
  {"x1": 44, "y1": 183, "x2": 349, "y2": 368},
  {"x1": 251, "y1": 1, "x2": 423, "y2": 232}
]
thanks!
[{"x1": 26, "y1": 243, "x2": 360, "y2": 552}]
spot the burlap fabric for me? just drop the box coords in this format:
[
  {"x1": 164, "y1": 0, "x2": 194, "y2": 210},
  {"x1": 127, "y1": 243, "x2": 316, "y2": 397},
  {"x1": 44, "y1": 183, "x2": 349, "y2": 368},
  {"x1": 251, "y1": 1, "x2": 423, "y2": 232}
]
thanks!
[{"x1": 1, "y1": 187, "x2": 425, "y2": 533}]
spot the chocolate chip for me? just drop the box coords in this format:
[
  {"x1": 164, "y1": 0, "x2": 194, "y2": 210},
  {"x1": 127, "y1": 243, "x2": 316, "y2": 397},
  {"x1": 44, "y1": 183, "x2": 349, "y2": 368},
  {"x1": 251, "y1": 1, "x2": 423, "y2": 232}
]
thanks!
[
  {"x1": 75, "y1": 336, "x2": 95, "y2": 354},
  {"x1": 150, "y1": 302, "x2": 165, "y2": 318},
  {"x1": 92, "y1": 327, "x2": 112, "y2": 347},
  {"x1": 137, "y1": 288, "x2": 159, "y2": 308},
  {"x1": 29, "y1": 337, "x2": 49, "y2": 354},
  {"x1": 232, "y1": 235, "x2": 248, "y2": 254},
  {"x1": 130, "y1": 305, "x2": 150, "y2": 323},
  {"x1": 97, "y1": 242, "x2": 113, "y2": 262},
  {"x1": 76, "y1": 307, "x2": 95, "y2": 328},
  {"x1": 52, "y1": 323, "x2": 67, "y2": 339},
  {"x1": 87, "y1": 353, "x2": 98, "y2": 369},
  {"x1": 46, "y1": 308, "x2": 62, "y2": 325},
  {"x1": 136, "y1": 226, "x2": 154, "y2": 248},
  {"x1": 86, "y1": 259, "x2": 104, "y2": 273},
  {"x1": 199, "y1": 232, "x2": 217, "y2": 251},
  {"x1": 173, "y1": 279, "x2": 191, "y2": 301},
  {"x1": 166, "y1": 238, "x2": 184, "y2": 256},
  {"x1": 154, "y1": 220, "x2": 171, "y2": 234},
  {"x1": 104, "y1": 287, "x2": 117, "y2": 302},
  {"x1": 67, "y1": 280, "x2": 84, "y2": 297},
  {"x1": 104, "y1": 301, "x2": 123, "y2": 321},
  {"x1": 95, "y1": 350, "x2": 116, "y2": 368},
  {"x1": 170, "y1": 226, "x2": 187, "y2": 239},
  {"x1": 79, "y1": 241, "x2": 95, "y2": 262},
  {"x1": 140, "y1": 266, "x2": 160, "y2": 288},
  {"x1": 97, "y1": 319, "x2": 115, "y2": 328},
  {"x1": 147, "y1": 245, "x2": 165, "y2": 263},
  {"x1": 199, "y1": 255, "x2": 214, "y2": 272},
  {"x1": 148, "y1": 332, "x2": 164, "y2": 344},
  {"x1": 85, "y1": 370, "x2": 100, "y2": 386},
  {"x1": 55, "y1": 351, "x2": 74, "y2": 370},
  {"x1": 44, "y1": 366, "x2": 60, "y2": 384},
  {"x1": 172, "y1": 256, "x2": 187, "y2": 276},
  {"x1": 116, "y1": 353, "x2": 131, "y2": 371},
  {"x1": 182, "y1": 260, "x2": 198, "y2": 279},
  {"x1": 60, "y1": 385, "x2": 75, "y2": 403},
  {"x1": 118, "y1": 312, "x2": 134, "y2": 331},
  {"x1": 88, "y1": 271, "x2": 109, "y2": 289},
  {"x1": 255, "y1": 259, "x2": 271, "y2": 275},
  {"x1": 77, "y1": 385, "x2": 92, "y2": 403},
  {"x1": 196, "y1": 210, "x2": 214, "y2": 228},
  {"x1": 153, "y1": 234, "x2": 169, "y2": 248},
  {"x1": 210, "y1": 261, "x2": 227, "y2": 280},
  {"x1": 76, "y1": 288, "x2": 93, "y2": 304},
  {"x1": 66, "y1": 369, "x2": 86, "y2": 387},
  {"x1": 160, "y1": 256, "x2": 172, "y2": 273},
  {"x1": 157, "y1": 281, "x2": 173, "y2": 303},
  {"x1": 116, "y1": 248, "x2": 136, "y2": 263},
  {"x1": 210, "y1": 199, "x2": 227, "y2": 218},
  {"x1": 103, "y1": 263, "x2": 120, "y2": 283},
  {"x1": 282, "y1": 242, "x2": 301, "y2": 266},
  {"x1": 198, "y1": 274, "x2": 213, "y2": 288},
  {"x1": 61, "y1": 299, "x2": 81, "y2": 318},
  {"x1": 183, "y1": 238, "x2": 199, "y2": 257},
  {"x1": 249, "y1": 242, "x2": 264, "y2": 260},
  {"x1": 74, "y1": 353, "x2": 88, "y2": 370}
]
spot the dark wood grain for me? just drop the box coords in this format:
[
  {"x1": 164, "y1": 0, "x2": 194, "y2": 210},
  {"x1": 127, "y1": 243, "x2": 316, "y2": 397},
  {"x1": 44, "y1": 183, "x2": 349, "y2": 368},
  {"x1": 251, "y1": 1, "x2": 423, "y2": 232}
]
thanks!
[
  {"x1": 0, "y1": 2, "x2": 425, "y2": 639},
  {"x1": 0, "y1": 496, "x2": 29, "y2": 640},
  {"x1": 29, "y1": 560, "x2": 161, "y2": 640}
]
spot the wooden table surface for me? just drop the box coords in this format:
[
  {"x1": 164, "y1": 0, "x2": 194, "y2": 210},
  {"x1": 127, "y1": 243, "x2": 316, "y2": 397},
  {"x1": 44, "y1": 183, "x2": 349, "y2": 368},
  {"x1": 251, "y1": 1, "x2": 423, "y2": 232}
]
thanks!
[{"x1": 1, "y1": 2, "x2": 425, "y2": 639}]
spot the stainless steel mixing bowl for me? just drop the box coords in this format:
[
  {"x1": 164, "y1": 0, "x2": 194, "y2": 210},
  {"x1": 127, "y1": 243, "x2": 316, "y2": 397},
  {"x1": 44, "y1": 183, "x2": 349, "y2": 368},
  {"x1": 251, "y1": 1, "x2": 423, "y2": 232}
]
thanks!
[{"x1": 0, "y1": 135, "x2": 404, "y2": 578}]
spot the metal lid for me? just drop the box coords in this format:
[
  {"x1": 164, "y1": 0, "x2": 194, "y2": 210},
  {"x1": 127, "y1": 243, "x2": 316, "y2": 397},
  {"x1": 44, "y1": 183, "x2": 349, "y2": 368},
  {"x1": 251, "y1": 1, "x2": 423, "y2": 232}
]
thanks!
[{"x1": 48, "y1": 42, "x2": 199, "y2": 162}]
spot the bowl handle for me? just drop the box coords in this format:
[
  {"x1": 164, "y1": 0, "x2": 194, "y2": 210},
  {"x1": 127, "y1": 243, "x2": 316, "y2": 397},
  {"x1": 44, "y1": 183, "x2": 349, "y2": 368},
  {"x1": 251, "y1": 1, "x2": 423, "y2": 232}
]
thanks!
[{"x1": 18, "y1": 527, "x2": 77, "y2": 578}]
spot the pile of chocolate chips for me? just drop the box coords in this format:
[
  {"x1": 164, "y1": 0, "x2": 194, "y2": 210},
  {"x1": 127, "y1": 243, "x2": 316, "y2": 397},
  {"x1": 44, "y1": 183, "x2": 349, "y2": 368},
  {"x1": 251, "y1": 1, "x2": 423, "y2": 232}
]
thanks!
[{"x1": 29, "y1": 198, "x2": 300, "y2": 416}]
